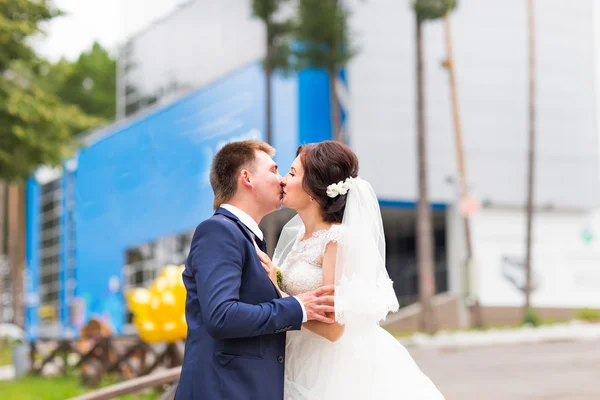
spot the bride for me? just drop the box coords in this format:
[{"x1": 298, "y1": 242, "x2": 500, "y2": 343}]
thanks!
[{"x1": 258, "y1": 140, "x2": 445, "y2": 399}]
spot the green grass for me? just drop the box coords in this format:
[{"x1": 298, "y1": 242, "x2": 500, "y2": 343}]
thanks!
[
  {"x1": 0, "y1": 374, "x2": 161, "y2": 400},
  {"x1": 575, "y1": 308, "x2": 600, "y2": 322}
]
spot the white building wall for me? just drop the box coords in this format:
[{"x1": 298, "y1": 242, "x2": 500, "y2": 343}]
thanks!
[
  {"x1": 471, "y1": 208, "x2": 600, "y2": 308},
  {"x1": 346, "y1": 0, "x2": 599, "y2": 209},
  {"x1": 119, "y1": 1, "x2": 600, "y2": 209},
  {"x1": 114, "y1": 1, "x2": 600, "y2": 310},
  {"x1": 118, "y1": 0, "x2": 266, "y2": 116}
]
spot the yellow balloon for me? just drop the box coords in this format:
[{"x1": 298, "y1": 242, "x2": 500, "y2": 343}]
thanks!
[
  {"x1": 162, "y1": 321, "x2": 180, "y2": 343},
  {"x1": 130, "y1": 264, "x2": 191, "y2": 343},
  {"x1": 160, "y1": 265, "x2": 182, "y2": 288},
  {"x1": 151, "y1": 276, "x2": 169, "y2": 294},
  {"x1": 126, "y1": 288, "x2": 151, "y2": 316},
  {"x1": 149, "y1": 291, "x2": 179, "y2": 324},
  {"x1": 134, "y1": 317, "x2": 161, "y2": 343},
  {"x1": 175, "y1": 314, "x2": 188, "y2": 340},
  {"x1": 160, "y1": 264, "x2": 179, "y2": 276},
  {"x1": 160, "y1": 291, "x2": 178, "y2": 313},
  {"x1": 173, "y1": 284, "x2": 187, "y2": 309},
  {"x1": 147, "y1": 293, "x2": 161, "y2": 318}
]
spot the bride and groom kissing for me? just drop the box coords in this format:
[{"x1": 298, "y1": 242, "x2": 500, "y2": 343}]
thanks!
[{"x1": 174, "y1": 140, "x2": 444, "y2": 399}]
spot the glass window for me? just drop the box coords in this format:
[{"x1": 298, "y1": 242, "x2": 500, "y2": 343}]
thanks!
[
  {"x1": 39, "y1": 178, "x2": 62, "y2": 329},
  {"x1": 381, "y1": 208, "x2": 448, "y2": 308},
  {"x1": 123, "y1": 230, "x2": 193, "y2": 323}
]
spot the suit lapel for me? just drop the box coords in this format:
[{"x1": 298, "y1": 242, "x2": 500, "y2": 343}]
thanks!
[
  {"x1": 214, "y1": 207, "x2": 281, "y2": 299},
  {"x1": 215, "y1": 207, "x2": 255, "y2": 244}
]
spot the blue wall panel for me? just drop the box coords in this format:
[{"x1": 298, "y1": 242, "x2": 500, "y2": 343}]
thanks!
[
  {"x1": 297, "y1": 69, "x2": 333, "y2": 145},
  {"x1": 72, "y1": 63, "x2": 298, "y2": 333},
  {"x1": 271, "y1": 71, "x2": 299, "y2": 179},
  {"x1": 24, "y1": 60, "x2": 353, "y2": 335},
  {"x1": 59, "y1": 171, "x2": 69, "y2": 335},
  {"x1": 379, "y1": 199, "x2": 448, "y2": 211},
  {"x1": 25, "y1": 179, "x2": 40, "y2": 340}
]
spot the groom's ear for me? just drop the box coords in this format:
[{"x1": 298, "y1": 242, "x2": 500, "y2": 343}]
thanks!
[{"x1": 239, "y1": 169, "x2": 253, "y2": 189}]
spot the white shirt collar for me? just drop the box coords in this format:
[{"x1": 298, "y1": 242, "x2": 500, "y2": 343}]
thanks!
[{"x1": 220, "y1": 204, "x2": 264, "y2": 241}]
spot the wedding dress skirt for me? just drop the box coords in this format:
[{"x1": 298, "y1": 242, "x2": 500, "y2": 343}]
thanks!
[
  {"x1": 284, "y1": 324, "x2": 445, "y2": 400},
  {"x1": 277, "y1": 225, "x2": 444, "y2": 399}
]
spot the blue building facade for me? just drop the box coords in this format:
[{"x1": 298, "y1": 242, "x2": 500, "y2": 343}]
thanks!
[{"x1": 25, "y1": 63, "x2": 340, "y2": 339}]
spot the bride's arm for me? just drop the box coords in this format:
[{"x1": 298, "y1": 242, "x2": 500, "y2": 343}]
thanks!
[
  {"x1": 302, "y1": 242, "x2": 344, "y2": 342},
  {"x1": 257, "y1": 247, "x2": 342, "y2": 340}
]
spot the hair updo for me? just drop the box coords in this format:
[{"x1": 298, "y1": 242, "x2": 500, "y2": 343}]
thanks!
[{"x1": 296, "y1": 140, "x2": 359, "y2": 223}]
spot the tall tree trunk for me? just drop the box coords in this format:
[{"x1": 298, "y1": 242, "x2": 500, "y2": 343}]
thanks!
[
  {"x1": 0, "y1": 181, "x2": 5, "y2": 256},
  {"x1": 265, "y1": 57, "x2": 273, "y2": 146},
  {"x1": 443, "y1": 14, "x2": 483, "y2": 328},
  {"x1": 16, "y1": 186, "x2": 25, "y2": 328},
  {"x1": 328, "y1": 0, "x2": 342, "y2": 142},
  {"x1": 0, "y1": 181, "x2": 6, "y2": 321},
  {"x1": 264, "y1": 34, "x2": 277, "y2": 256},
  {"x1": 328, "y1": 66, "x2": 342, "y2": 141},
  {"x1": 8, "y1": 184, "x2": 25, "y2": 328},
  {"x1": 415, "y1": 16, "x2": 437, "y2": 333},
  {"x1": 524, "y1": 0, "x2": 536, "y2": 312}
]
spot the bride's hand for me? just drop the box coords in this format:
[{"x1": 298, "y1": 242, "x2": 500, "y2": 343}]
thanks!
[{"x1": 257, "y1": 249, "x2": 279, "y2": 288}]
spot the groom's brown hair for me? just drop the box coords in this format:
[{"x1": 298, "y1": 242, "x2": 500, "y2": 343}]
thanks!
[{"x1": 210, "y1": 140, "x2": 275, "y2": 209}]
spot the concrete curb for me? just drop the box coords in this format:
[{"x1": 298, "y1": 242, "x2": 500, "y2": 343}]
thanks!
[{"x1": 398, "y1": 322, "x2": 600, "y2": 350}]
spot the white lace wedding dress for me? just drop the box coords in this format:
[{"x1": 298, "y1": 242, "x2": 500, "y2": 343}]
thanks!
[{"x1": 280, "y1": 224, "x2": 445, "y2": 400}]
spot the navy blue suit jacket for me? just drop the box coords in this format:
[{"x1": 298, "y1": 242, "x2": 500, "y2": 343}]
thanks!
[{"x1": 175, "y1": 207, "x2": 304, "y2": 400}]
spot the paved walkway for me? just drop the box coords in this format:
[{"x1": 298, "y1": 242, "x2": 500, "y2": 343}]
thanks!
[{"x1": 411, "y1": 340, "x2": 600, "y2": 400}]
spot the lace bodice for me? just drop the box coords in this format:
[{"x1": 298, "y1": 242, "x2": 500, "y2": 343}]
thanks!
[{"x1": 280, "y1": 224, "x2": 342, "y2": 296}]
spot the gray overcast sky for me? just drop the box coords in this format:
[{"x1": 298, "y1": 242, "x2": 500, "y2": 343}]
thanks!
[{"x1": 37, "y1": 0, "x2": 189, "y2": 61}]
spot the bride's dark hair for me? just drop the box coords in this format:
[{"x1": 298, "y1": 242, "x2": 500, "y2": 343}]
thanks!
[{"x1": 296, "y1": 140, "x2": 359, "y2": 223}]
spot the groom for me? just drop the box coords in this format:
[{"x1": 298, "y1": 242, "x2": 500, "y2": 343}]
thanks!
[{"x1": 175, "y1": 140, "x2": 335, "y2": 400}]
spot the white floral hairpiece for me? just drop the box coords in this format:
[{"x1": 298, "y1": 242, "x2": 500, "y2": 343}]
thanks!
[{"x1": 326, "y1": 177, "x2": 355, "y2": 198}]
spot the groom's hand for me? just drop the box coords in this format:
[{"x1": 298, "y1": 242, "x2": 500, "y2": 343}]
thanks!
[{"x1": 296, "y1": 285, "x2": 336, "y2": 324}]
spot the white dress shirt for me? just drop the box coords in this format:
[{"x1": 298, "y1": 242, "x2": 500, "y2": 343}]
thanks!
[{"x1": 220, "y1": 204, "x2": 308, "y2": 323}]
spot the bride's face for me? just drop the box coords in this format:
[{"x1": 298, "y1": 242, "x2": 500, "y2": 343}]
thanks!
[{"x1": 281, "y1": 156, "x2": 313, "y2": 210}]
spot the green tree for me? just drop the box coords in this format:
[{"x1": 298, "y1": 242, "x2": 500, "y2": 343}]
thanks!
[
  {"x1": 0, "y1": 0, "x2": 100, "y2": 327},
  {"x1": 252, "y1": 0, "x2": 293, "y2": 146},
  {"x1": 0, "y1": 0, "x2": 101, "y2": 183},
  {"x1": 48, "y1": 42, "x2": 117, "y2": 121},
  {"x1": 293, "y1": 0, "x2": 354, "y2": 141},
  {"x1": 412, "y1": 0, "x2": 456, "y2": 333}
]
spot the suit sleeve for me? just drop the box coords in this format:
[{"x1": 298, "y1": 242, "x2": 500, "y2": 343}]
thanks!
[{"x1": 191, "y1": 218, "x2": 303, "y2": 339}]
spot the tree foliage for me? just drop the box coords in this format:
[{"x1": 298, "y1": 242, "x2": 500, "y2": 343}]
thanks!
[
  {"x1": 292, "y1": 0, "x2": 355, "y2": 70},
  {"x1": 48, "y1": 42, "x2": 116, "y2": 121},
  {"x1": 0, "y1": 0, "x2": 102, "y2": 182},
  {"x1": 413, "y1": 0, "x2": 457, "y2": 21}
]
